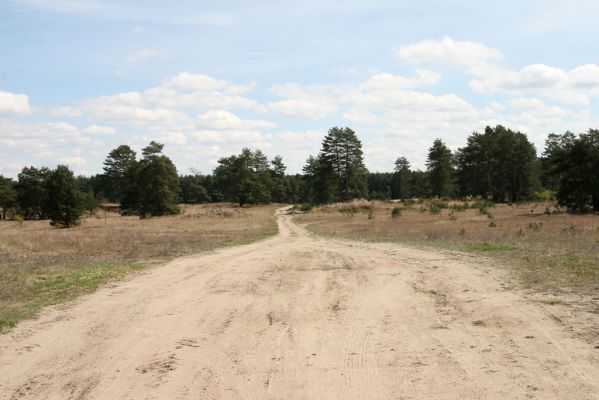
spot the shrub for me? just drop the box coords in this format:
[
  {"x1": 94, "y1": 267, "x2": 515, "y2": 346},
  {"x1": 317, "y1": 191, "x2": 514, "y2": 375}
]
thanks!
[
  {"x1": 291, "y1": 203, "x2": 313, "y2": 212},
  {"x1": 391, "y1": 207, "x2": 402, "y2": 218},
  {"x1": 471, "y1": 200, "x2": 494, "y2": 210},
  {"x1": 527, "y1": 222, "x2": 543, "y2": 232},
  {"x1": 367, "y1": 209, "x2": 375, "y2": 219},
  {"x1": 450, "y1": 202, "x2": 469, "y2": 212}
]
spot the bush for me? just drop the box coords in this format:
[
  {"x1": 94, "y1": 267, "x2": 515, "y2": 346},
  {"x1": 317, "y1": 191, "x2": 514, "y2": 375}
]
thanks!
[
  {"x1": 391, "y1": 207, "x2": 402, "y2": 218},
  {"x1": 450, "y1": 202, "x2": 469, "y2": 212},
  {"x1": 471, "y1": 200, "x2": 494, "y2": 210},
  {"x1": 291, "y1": 204, "x2": 313, "y2": 212},
  {"x1": 527, "y1": 222, "x2": 543, "y2": 231}
]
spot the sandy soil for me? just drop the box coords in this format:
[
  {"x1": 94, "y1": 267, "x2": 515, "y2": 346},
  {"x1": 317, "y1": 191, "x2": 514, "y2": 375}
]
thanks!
[{"x1": 1, "y1": 208, "x2": 597, "y2": 399}]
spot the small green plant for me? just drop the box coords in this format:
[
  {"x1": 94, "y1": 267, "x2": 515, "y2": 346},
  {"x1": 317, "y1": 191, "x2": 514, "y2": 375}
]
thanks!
[
  {"x1": 471, "y1": 200, "x2": 494, "y2": 210},
  {"x1": 14, "y1": 215, "x2": 24, "y2": 226},
  {"x1": 527, "y1": 222, "x2": 543, "y2": 232},
  {"x1": 488, "y1": 221, "x2": 496, "y2": 227},
  {"x1": 391, "y1": 207, "x2": 402, "y2": 218},
  {"x1": 403, "y1": 199, "x2": 416, "y2": 208},
  {"x1": 290, "y1": 204, "x2": 313, "y2": 212},
  {"x1": 429, "y1": 205, "x2": 442, "y2": 214},
  {"x1": 450, "y1": 202, "x2": 469, "y2": 212},
  {"x1": 486, "y1": 212, "x2": 494, "y2": 219},
  {"x1": 458, "y1": 227, "x2": 466, "y2": 237},
  {"x1": 563, "y1": 224, "x2": 577, "y2": 234},
  {"x1": 515, "y1": 228, "x2": 525, "y2": 237},
  {"x1": 367, "y1": 209, "x2": 375, "y2": 219}
]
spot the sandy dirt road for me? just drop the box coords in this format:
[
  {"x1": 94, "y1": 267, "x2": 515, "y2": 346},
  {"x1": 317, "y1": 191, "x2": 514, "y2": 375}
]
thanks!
[{"x1": 1, "y1": 208, "x2": 598, "y2": 399}]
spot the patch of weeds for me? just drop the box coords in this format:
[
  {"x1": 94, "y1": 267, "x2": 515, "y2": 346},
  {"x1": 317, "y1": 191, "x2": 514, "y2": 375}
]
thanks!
[
  {"x1": 0, "y1": 262, "x2": 143, "y2": 333},
  {"x1": 458, "y1": 227, "x2": 466, "y2": 237},
  {"x1": 461, "y1": 242, "x2": 517, "y2": 252},
  {"x1": 367, "y1": 209, "x2": 375, "y2": 219},
  {"x1": 450, "y1": 202, "x2": 469, "y2": 212},
  {"x1": 471, "y1": 200, "x2": 494, "y2": 210},
  {"x1": 488, "y1": 221, "x2": 497, "y2": 227},
  {"x1": 527, "y1": 222, "x2": 543, "y2": 232},
  {"x1": 448, "y1": 211, "x2": 457, "y2": 221},
  {"x1": 403, "y1": 199, "x2": 416, "y2": 208},
  {"x1": 515, "y1": 228, "x2": 525, "y2": 237},
  {"x1": 391, "y1": 207, "x2": 402, "y2": 218},
  {"x1": 13, "y1": 215, "x2": 24, "y2": 226},
  {"x1": 563, "y1": 224, "x2": 577, "y2": 234},
  {"x1": 545, "y1": 299, "x2": 562, "y2": 305},
  {"x1": 290, "y1": 204, "x2": 313, "y2": 213}
]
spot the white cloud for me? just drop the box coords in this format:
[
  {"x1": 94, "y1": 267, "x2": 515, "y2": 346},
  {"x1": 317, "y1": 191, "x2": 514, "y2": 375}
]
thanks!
[
  {"x1": 468, "y1": 63, "x2": 599, "y2": 105},
  {"x1": 82, "y1": 125, "x2": 116, "y2": 135},
  {"x1": 161, "y1": 131, "x2": 187, "y2": 145},
  {"x1": 0, "y1": 90, "x2": 31, "y2": 114},
  {"x1": 359, "y1": 70, "x2": 441, "y2": 91},
  {"x1": 196, "y1": 110, "x2": 275, "y2": 130},
  {"x1": 268, "y1": 98, "x2": 338, "y2": 119},
  {"x1": 398, "y1": 37, "x2": 502, "y2": 66},
  {"x1": 59, "y1": 155, "x2": 87, "y2": 167},
  {"x1": 127, "y1": 49, "x2": 159, "y2": 63}
]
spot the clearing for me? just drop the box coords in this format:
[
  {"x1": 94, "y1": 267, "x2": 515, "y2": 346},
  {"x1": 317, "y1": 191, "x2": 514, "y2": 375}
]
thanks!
[{"x1": 0, "y1": 207, "x2": 597, "y2": 399}]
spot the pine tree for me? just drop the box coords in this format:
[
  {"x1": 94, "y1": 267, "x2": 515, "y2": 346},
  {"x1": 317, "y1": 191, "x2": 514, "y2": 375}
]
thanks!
[
  {"x1": 102, "y1": 145, "x2": 138, "y2": 204},
  {"x1": 44, "y1": 165, "x2": 84, "y2": 227},
  {"x1": 270, "y1": 155, "x2": 287, "y2": 203},
  {"x1": 320, "y1": 127, "x2": 368, "y2": 201},
  {"x1": 16, "y1": 166, "x2": 50, "y2": 219},
  {"x1": 0, "y1": 176, "x2": 17, "y2": 220},
  {"x1": 426, "y1": 139, "x2": 454, "y2": 198},
  {"x1": 393, "y1": 156, "x2": 411, "y2": 200},
  {"x1": 213, "y1": 148, "x2": 275, "y2": 206},
  {"x1": 543, "y1": 129, "x2": 599, "y2": 211},
  {"x1": 137, "y1": 142, "x2": 180, "y2": 217}
]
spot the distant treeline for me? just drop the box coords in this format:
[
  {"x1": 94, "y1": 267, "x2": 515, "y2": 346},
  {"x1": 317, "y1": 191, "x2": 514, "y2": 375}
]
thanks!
[{"x1": 0, "y1": 125, "x2": 597, "y2": 227}]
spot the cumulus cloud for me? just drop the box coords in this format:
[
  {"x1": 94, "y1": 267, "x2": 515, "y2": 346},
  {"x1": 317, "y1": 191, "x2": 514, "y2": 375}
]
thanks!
[
  {"x1": 398, "y1": 37, "x2": 502, "y2": 66},
  {"x1": 82, "y1": 125, "x2": 116, "y2": 135},
  {"x1": 268, "y1": 99, "x2": 338, "y2": 120},
  {"x1": 0, "y1": 90, "x2": 31, "y2": 114},
  {"x1": 197, "y1": 110, "x2": 275, "y2": 130},
  {"x1": 469, "y1": 63, "x2": 599, "y2": 105}
]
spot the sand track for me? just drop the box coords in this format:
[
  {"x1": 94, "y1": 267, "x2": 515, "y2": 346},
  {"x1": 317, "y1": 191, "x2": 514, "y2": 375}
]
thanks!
[{"x1": 1, "y1": 208, "x2": 597, "y2": 399}]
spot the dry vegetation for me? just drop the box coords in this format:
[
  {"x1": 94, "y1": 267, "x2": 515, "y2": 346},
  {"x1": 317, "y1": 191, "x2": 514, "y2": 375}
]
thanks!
[
  {"x1": 295, "y1": 200, "x2": 599, "y2": 297},
  {"x1": 0, "y1": 203, "x2": 278, "y2": 331}
]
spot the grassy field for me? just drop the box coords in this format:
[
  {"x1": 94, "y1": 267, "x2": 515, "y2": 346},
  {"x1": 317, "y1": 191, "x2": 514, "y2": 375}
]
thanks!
[
  {"x1": 295, "y1": 200, "x2": 599, "y2": 297},
  {"x1": 0, "y1": 203, "x2": 279, "y2": 332}
]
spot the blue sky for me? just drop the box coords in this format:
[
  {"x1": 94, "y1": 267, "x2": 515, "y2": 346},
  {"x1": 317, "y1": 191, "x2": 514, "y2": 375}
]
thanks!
[{"x1": 1, "y1": 0, "x2": 598, "y2": 177}]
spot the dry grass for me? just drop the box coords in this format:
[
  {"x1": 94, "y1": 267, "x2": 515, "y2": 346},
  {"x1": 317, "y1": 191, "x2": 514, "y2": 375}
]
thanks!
[
  {"x1": 0, "y1": 204, "x2": 279, "y2": 331},
  {"x1": 295, "y1": 200, "x2": 599, "y2": 296}
]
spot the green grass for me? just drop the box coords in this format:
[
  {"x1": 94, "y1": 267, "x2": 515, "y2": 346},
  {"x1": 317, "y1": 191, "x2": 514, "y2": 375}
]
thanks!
[
  {"x1": 456, "y1": 242, "x2": 518, "y2": 252},
  {"x1": 0, "y1": 206, "x2": 281, "y2": 334},
  {"x1": 0, "y1": 262, "x2": 143, "y2": 332}
]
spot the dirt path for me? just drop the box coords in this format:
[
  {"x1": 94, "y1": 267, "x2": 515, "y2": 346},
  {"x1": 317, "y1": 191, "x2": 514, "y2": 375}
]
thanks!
[{"x1": 1, "y1": 208, "x2": 598, "y2": 399}]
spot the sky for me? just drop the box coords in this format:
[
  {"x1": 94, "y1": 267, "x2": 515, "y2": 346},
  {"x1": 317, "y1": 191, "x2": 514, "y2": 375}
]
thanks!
[{"x1": 1, "y1": 0, "x2": 598, "y2": 177}]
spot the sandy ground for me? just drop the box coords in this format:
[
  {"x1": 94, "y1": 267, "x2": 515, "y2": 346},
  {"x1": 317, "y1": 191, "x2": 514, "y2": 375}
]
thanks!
[{"x1": 0, "y1": 208, "x2": 598, "y2": 399}]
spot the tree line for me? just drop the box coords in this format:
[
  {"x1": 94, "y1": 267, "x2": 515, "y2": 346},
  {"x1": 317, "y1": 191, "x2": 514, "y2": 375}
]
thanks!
[{"x1": 0, "y1": 125, "x2": 597, "y2": 227}]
